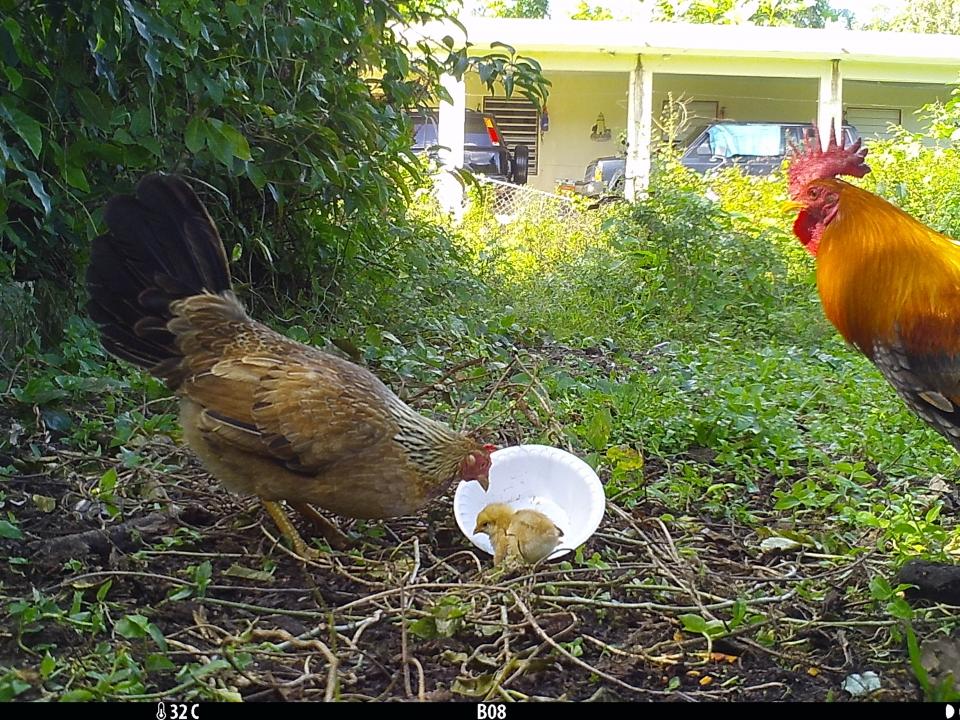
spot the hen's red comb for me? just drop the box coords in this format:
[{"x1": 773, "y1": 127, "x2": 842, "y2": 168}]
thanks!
[
  {"x1": 787, "y1": 119, "x2": 870, "y2": 199},
  {"x1": 482, "y1": 443, "x2": 498, "y2": 453}
]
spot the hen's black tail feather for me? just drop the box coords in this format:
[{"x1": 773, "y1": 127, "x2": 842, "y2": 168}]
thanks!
[{"x1": 86, "y1": 174, "x2": 231, "y2": 377}]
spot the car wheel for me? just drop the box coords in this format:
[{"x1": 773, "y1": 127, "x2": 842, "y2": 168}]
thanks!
[
  {"x1": 512, "y1": 144, "x2": 530, "y2": 185},
  {"x1": 609, "y1": 172, "x2": 625, "y2": 195}
]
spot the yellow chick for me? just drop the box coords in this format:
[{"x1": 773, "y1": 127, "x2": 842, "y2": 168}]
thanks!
[{"x1": 473, "y1": 502, "x2": 564, "y2": 567}]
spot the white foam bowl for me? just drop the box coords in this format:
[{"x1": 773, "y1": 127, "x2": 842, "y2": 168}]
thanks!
[{"x1": 454, "y1": 444, "x2": 606, "y2": 561}]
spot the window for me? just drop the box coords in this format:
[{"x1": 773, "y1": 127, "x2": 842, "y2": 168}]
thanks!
[
  {"x1": 482, "y1": 96, "x2": 540, "y2": 175},
  {"x1": 844, "y1": 107, "x2": 902, "y2": 139},
  {"x1": 705, "y1": 123, "x2": 783, "y2": 157}
]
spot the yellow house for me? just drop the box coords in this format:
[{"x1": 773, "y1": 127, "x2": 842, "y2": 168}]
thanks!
[{"x1": 424, "y1": 17, "x2": 960, "y2": 206}]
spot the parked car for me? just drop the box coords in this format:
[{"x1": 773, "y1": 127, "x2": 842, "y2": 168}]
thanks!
[
  {"x1": 571, "y1": 120, "x2": 861, "y2": 197},
  {"x1": 566, "y1": 155, "x2": 625, "y2": 198},
  {"x1": 410, "y1": 109, "x2": 530, "y2": 185},
  {"x1": 678, "y1": 120, "x2": 860, "y2": 175}
]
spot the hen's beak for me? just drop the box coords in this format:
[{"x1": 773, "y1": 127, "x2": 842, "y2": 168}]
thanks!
[
  {"x1": 475, "y1": 474, "x2": 490, "y2": 492},
  {"x1": 781, "y1": 200, "x2": 804, "y2": 213}
]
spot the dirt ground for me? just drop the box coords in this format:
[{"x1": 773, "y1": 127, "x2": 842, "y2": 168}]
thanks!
[{"x1": 0, "y1": 421, "x2": 929, "y2": 702}]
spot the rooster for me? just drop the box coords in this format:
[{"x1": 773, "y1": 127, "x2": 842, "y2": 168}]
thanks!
[
  {"x1": 86, "y1": 173, "x2": 494, "y2": 558},
  {"x1": 787, "y1": 125, "x2": 960, "y2": 450}
]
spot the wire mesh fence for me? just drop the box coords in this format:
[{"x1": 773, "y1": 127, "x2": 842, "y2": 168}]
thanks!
[{"x1": 469, "y1": 176, "x2": 593, "y2": 228}]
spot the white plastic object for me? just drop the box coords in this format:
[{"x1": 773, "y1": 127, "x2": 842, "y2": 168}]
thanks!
[{"x1": 454, "y1": 444, "x2": 605, "y2": 560}]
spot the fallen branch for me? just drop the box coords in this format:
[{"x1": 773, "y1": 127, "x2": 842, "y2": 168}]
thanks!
[{"x1": 32, "y1": 508, "x2": 181, "y2": 561}]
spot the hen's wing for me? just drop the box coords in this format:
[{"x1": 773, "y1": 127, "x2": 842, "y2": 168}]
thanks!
[
  {"x1": 170, "y1": 293, "x2": 400, "y2": 473},
  {"x1": 873, "y1": 332, "x2": 960, "y2": 451}
]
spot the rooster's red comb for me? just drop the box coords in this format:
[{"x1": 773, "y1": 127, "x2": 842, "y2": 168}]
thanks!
[{"x1": 787, "y1": 119, "x2": 870, "y2": 199}]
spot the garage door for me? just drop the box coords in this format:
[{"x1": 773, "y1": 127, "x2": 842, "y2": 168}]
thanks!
[
  {"x1": 845, "y1": 107, "x2": 902, "y2": 139},
  {"x1": 483, "y1": 96, "x2": 540, "y2": 175}
]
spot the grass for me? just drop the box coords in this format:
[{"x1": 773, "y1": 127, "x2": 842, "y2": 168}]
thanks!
[{"x1": 3, "y1": 155, "x2": 960, "y2": 700}]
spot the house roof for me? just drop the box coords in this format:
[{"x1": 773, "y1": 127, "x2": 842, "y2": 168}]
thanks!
[{"x1": 448, "y1": 17, "x2": 960, "y2": 67}]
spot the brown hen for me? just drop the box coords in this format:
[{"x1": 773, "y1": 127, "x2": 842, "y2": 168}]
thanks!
[{"x1": 86, "y1": 173, "x2": 493, "y2": 557}]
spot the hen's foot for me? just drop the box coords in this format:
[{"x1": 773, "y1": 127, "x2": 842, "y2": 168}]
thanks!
[
  {"x1": 261, "y1": 499, "x2": 321, "y2": 560},
  {"x1": 289, "y1": 501, "x2": 353, "y2": 550}
]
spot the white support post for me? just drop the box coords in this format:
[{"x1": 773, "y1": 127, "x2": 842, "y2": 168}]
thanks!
[
  {"x1": 817, "y1": 59, "x2": 843, "y2": 146},
  {"x1": 625, "y1": 55, "x2": 653, "y2": 201},
  {"x1": 436, "y1": 73, "x2": 466, "y2": 215}
]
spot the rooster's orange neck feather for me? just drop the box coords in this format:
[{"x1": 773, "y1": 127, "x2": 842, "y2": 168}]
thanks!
[{"x1": 815, "y1": 179, "x2": 960, "y2": 358}]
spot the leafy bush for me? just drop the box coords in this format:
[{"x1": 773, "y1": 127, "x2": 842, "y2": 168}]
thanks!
[
  {"x1": 858, "y1": 134, "x2": 960, "y2": 239},
  {"x1": 0, "y1": 0, "x2": 547, "y2": 351},
  {"x1": 459, "y1": 153, "x2": 820, "y2": 349}
]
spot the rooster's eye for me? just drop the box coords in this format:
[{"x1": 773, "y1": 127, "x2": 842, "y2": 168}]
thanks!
[{"x1": 809, "y1": 187, "x2": 821, "y2": 199}]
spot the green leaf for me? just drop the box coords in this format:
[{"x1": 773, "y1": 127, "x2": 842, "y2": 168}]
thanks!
[
  {"x1": 130, "y1": 107, "x2": 152, "y2": 136},
  {"x1": 177, "y1": 658, "x2": 230, "y2": 682},
  {"x1": 64, "y1": 165, "x2": 90, "y2": 192},
  {"x1": 140, "y1": 136, "x2": 162, "y2": 158},
  {"x1": 245, "y1": 161, "x2": 267, "y2": 189},
  {"x1": 41, "y1": 407, "x2": 72, "y2": 432},
  {"x1": 584, "y1": 407, "x2": 612, "y2": 451},
  {"x1": 0, "y1": 519, "x2": 22, "y2": 539},
  {"x1": 12, "y1": 376, "x2": 66, "y2": 404},
  {"x1": 409, "y1": 618, "x2": 438, "y2": 639},
  {"x1": 146, "y1": 654, "x2": 176, "y2": 671},
  {"x1": 98, "y1": 468, "x2": 118, "y2": 495},
  {"x1": 146, "y1": 622, "x2": 168, "y2": 651},
  {"x1": 202, "y1": 76, "x2": 224, "y2": 104},
  {"x1": 868, "y1": 575, "x2": 892, "y2": 601},
  {"x1": 679, "y1": 613, "x2": 708, "y2": 634},
  {"x1": 478, "y1": 63, "x2": 495, "y2": 86},
  {"x1": 40, "y1": 653, "x2": 56, "y2": 679},
  {"x1": 24, "y1": 170, "x2": 52, "y2": 214},
  {"x1": 205, "y1": 122, "x2": 234, "y2": 166},
  {"x1": 4, "y1": 66, "x2": 22, "y2": 90},
  {"x1": 2, "y1": 18, "x2": 22, "y2": 43},
  {"x1": 606, "y1": 445, "x2": 644, "y2": 472},
  {"x1": 115, "y1": 614, "x2": 149, "y2": 639},
  {"x1": 59, "y1": 689, "x2": 94, "y2": 702},
  {"x1": 217, "y1": 120, "x2": 252, "y2": 161},
  {"x1": 31, "y1": 494, "x2": 56, "y2": 513},
  {"x1": 169, "y1": 587, "x2": 193, "y2": 601},
  {"x1": 144, "y1": 46, "x2": 162, "y2": 78},
  {"x1": 0, "y1": 100, "x2": 42, "y2": 158},
  {"x1": 286, "y1": 325, "x2": 310, "y2": 343},
  {"x1": 886, "y1": 596, "x2": 915, "y2": 621},
  {"x1": 184, "y1": 116, "x2": 207, "y2": 154},
  {"x1": 192, "y1": 559, "x2": 212, "y2": 596},
  {"x1": 503, "y1": 74, "x2": 515, "y2": 98},
  {"x1": 74, "y1": 88, "x2": 111, "y2": 130}
]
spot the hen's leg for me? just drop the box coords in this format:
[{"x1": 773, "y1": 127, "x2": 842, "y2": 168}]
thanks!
[
  {"x1": 289, "y1": 501, "x2": 352, "y2": 550},
  {"x1": 261, "y1": 499, "x2": 318, "y2": 559}
]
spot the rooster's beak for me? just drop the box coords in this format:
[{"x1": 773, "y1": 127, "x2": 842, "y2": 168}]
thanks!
[{"x1": 781, "y1": 200, "x2": 804, "y2": 213}]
